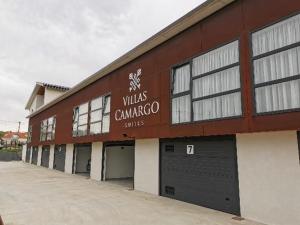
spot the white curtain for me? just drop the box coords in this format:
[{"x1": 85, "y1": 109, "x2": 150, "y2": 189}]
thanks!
[
  {"x1": 193, "y1": 66, "x2": 240, "y2": 99},
  {"x1": 192, "y1": 40, "x2": 239, "y2": 76},
  {"x1": 102, "y1": 115, "x2": 110, "y2": 133},
  {"x1": 254, "y1": 46, "x2": 300, "y2": 84},
  {"x1": 79, "y1": 102, "x2": 89, "y2": 114},
  {"x1": 173, "y1": 64, "x2": 190, "y2": 94},
  {"x1": 104, "y1": 96, "x2": 111, "y2": 113},
  {"x1": 255, "y1": 79, "x2": 300, "y2": 113},
  {"x1": 90, "y1": 110, "x2": 102, "y2": 123},
  {"x1": 91, "y1": 97, "x2": 103, "y2": 111},
  {"x1": 193, "y1": 92, "x2": 242, "y2": 121},
  {"x1": 90, "y1": 122, "x2": 101, "y2": 134},
  {"x1": 172, "y1": 95, "x2": 191, "y2": 124},
  {"x1": 252, "y1": 14, "x2": 300, "y2": 56},
  {"x1": 78, "y1": 114, "x2": 88, "y2": 125}
]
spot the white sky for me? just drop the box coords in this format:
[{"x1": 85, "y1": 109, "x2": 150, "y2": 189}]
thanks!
[{"x1": 0, "y1": 0, "x2": 204, "y2": 132}]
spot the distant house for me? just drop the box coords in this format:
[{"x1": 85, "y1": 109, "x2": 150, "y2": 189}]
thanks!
[
  {"x1": 2, "y1": 132, "x2": 28, "y2": 145},
  {"x1": 25, "y1": 82, "x2": 70, "y2": 113}
]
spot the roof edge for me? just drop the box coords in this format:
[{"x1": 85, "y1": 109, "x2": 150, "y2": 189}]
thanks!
[{"x1": 27, "y1": 0, "x2": 235, "y2": 118}]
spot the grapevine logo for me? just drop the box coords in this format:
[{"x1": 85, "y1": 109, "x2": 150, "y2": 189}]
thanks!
[
  {"x1": 115, "y1": 68, "x2": 160, "y2": 128},
  {"x1": 129, "y1": 68, "x2": 142, "y2": 92}
]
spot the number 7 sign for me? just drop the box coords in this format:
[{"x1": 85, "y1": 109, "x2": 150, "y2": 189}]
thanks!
[{"x1": 187, "y1": 145, "x2": 194, "y2": 155}]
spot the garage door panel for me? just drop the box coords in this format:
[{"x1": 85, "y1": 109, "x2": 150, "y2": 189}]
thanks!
[
  {"x1": 54, "y1": 145, "x2": 66, "y2": 172},
  {"x1": 41, "y1": 146, "x2": 50, "y2": 168},
  {"x1": 31, "y1": 147, "x2": 38, "y2": 165},
  {"x1": 25, "y1": 148, "x2": 31, "y2": 163},
  {"x1": 160, "y1": 136, "x2": 240, "y2": 215}
]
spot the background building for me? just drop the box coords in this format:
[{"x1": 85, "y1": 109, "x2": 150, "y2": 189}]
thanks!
[{"x1": 24, "y1": 1, "x2": 300, "y2": 225}]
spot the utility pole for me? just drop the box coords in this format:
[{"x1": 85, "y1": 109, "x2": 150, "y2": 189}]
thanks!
[{"x1": 17, "y1": 121, "x2": 21, "y2": 134}]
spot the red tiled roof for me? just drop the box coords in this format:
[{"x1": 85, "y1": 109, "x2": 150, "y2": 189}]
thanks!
[{"x1": 3, "y1": 132, "x2": 28, "y2": 139}]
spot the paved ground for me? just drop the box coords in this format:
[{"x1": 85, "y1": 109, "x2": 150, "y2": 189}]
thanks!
[{"x1": 0, "y1": 162, "x2": 265, "y2": 225}]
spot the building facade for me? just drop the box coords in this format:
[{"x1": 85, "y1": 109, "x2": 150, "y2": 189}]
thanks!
[{"x1": 24, "y1": 1, "x2": 300, "y2": 225}]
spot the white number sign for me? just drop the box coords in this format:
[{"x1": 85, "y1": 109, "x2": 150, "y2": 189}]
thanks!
[{"x1": 187, "y1": 145, "x2": 194, "y2": 155}]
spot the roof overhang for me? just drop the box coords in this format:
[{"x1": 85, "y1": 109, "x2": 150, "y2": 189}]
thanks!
[
  {"x1": 25, "y1": 82, "x2": 44, "y2": 110},
  {"x1": 27, "y1": 0, "x2": 235, "y2": 118}
]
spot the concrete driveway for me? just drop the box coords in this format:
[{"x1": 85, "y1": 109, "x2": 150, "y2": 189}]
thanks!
[{"x1": 0, "y1": 162, "x2": 265, "y2": 225}]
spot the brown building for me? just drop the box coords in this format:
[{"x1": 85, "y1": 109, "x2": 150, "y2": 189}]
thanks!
[{"x1": 24, "y1": 1, "x2": 300, "y2": 225}]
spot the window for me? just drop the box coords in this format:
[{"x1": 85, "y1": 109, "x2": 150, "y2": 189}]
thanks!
[
  {"x1": 40, "y1": 116, "x2": 56, "y2": 141},
  {"x1": 73, "y1": 102, "x2": 89, "y2": 137},
  {"x1": 171, "y1": 40, "x2": 242, "y2": 124},
  {"x1": 252, "y1": 13, "x2": 300, "y2": 114},
  {"x1": 171, "y1": 64, "x2": 191, "y2": 124},
  {"x1": 72, "y1": 95, "x2": 111, "y2": 137},
  {"x1": 27, "y1": 125, "x2": 32, "y2": 143}
]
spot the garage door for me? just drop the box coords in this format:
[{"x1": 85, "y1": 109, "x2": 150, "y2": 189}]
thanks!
[
  {"x1": 54, "y1": 145, "x2": 66, "y2": 172},
  {"x1": 160, "y1": 136, "x2": 240, "y2": 215},
  {"x1": 25, "y1": 148, "x2": 31, "y2": 163},
  {"x1": 31, "y1": 147, "x2": 38, "y2": 165},
  {"x1": 41, "y1": 146, "x2": 50, "y2": 168}
]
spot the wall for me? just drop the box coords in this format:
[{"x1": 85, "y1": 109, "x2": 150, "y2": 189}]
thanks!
[
  {"x1": 134, "y1": 139, "x2": 159, "y2": 195},
  {"x1": 28, "y1": 0, "x2": 300, "y2": 147},
  {"x1": 22, "y1": 144, "x2": 27, "y2": 161},
  {"x1": 90, "y1": 142, "x2": 103, "y2": 181},
  {"x1": 64, "y1": 144, "x2": 74, "y2": 174},
  {"x1": 48, "y1": 145, "x2": 55, "y2": 169},
  {"x1": 44, "y1": 89, "x2": 64, "y2": 105},
  {"x1": 237, "y1": 131, "x2": 300, "y2": 225},
  {"x1": 37, "y1": 146, "x2": 42, "y2": 166},
  {"x1": 105, "y1": 146, "x2": 134, "y2": 179}
]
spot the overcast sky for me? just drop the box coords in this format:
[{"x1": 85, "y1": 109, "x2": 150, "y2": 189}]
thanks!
[{"x1": 0, "y1": 0, "x2": 204, "y2": 132}]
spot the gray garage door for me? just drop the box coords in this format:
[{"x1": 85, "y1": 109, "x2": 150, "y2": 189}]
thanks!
[
  {"x1": 31, "y1": 147, "x2": 38, "y2": 165},
  {"x1": 160, "y1": 136, "x2": 240, "y2": 215},
  {"x1": 54, "y1": 145, "x2": 66, "y2": 172},
  {"x1": 41, "y1": 146, "x2": 50, "y2": 168},
  {"x1": 25, "y1": 148, "x2": 31, "y2": 163}
]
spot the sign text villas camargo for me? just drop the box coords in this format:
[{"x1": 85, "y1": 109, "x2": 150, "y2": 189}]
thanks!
[{"x1": 114, "y1": 68, "x2": 160, "y2": 128}]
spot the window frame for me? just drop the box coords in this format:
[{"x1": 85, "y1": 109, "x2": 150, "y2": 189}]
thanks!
[
  {"x1": 72, "y1": 93, "x2": 111, "y2": 137},
  {"x1": 250, "y1": 11, "x2": 300, "y2": 116},
  {"x1": 40, "y1": 116, "x2": 56, "y2": 142},
  {"x1": 170, "y1": 38, "x2": 243, "y2": 125},
  {"x1": 72, "y1": 101, "x2": 89, "y2": 137}
]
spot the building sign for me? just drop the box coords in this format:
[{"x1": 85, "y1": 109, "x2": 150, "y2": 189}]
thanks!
[{"x1": 114, "y1": 69, "x2": 160, "y2": 128}]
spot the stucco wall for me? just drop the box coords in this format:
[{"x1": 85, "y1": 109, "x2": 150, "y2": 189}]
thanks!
[
  {"x1": 237, "y1": 131, "x2": 300, "y2": 225},
  {"x1": 49, "y1": 145, "x2": 55, "y2": 169},
  {"x1": 90, "y1": 142, "x2": 103, "y2": 181},
  {"x1": 105, "y1": 146, "x2": 134, "y2": 179},
  {"x1": 22, "y1": 144, "x2": 27, "y2": 162},
  {"x1": 44, "y1": 89, "x2": 64, "y2": 105},
  {"x1": 135, "y1": 139, "x2": 159, "y2": 195},
  {"x1": 65, "y1": 144, "x2": 74, "y2": 174},
  {"x1": 37, "y1": 146, "x2": 42, "y2": 166}
]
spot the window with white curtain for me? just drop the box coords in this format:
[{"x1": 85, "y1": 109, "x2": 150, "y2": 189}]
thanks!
[
  {"x1": 252, "y1": 13, "x2": 300, "y2": 113},
  {"x1": 73, "y1": 94, "x2": 111, "y2": 137},
  {"x1": 192, "y1": 40, "x2": 241, "y2": 121},
  {"x1": 171, "y1": 64, "x2": 191, "y2": 124},
  {"x1": 40, "y1": 116, "x2": 56, "y2": 141},
  {"x1": 171, "y1": 40, "x2": 242, "y2": 124},
  {"x1": 73, "y1": 102, "x2": 88, "y2": 137}
]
